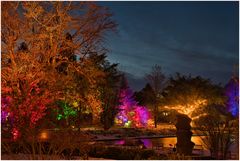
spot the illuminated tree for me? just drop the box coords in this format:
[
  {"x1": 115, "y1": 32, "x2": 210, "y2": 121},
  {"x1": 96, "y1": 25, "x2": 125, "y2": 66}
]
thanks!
[
  {"x1": 115, "y1": 77, "x2": 153, "y2": 128},
  {"x1": 1, "y1": 60, "x2": 54, "y2": 139},
  {"x1": 1, "y1": 1, "x2": 116, "y2": 138},
  {"x1": 115, "y1": 77, "x2": 136, "y2": 127},
  {"x1": 225, "y1": 76, "x2": 239, "y2": 117},
  {"x1": 55, "y1": 101, "x2": 77, "y2": 126},
  {"x1": 146, "y1": 65, "x2": 167, "y2": 128},
  {"x1": 161, "y1": 74, "x2": 225, "y2": 120}
]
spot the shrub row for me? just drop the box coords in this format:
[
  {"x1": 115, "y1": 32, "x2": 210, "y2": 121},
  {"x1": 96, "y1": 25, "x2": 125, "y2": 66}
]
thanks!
[{"x1": 89, "y1": 145, "x2": 157, "y2": 160}]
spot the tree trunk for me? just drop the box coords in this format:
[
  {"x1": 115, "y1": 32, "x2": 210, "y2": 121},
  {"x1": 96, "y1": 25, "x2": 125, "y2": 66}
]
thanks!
[
  {"x1": 66, "y1": 118, "x2": 69, "y2": 127},
  {"x1": 154, "y1": 104, "x2": 157, "y2": 128}
]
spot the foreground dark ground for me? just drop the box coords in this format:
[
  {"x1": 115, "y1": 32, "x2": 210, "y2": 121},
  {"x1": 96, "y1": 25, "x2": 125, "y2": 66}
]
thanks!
[{"x1": 1, "y1": 126, "x2": 239, "y2": 160}]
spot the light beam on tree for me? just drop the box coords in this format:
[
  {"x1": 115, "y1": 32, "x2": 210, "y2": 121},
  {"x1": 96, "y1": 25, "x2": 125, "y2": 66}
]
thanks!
[{"x1": 162, "y1": 99, "x2": 207, "y2": 119}]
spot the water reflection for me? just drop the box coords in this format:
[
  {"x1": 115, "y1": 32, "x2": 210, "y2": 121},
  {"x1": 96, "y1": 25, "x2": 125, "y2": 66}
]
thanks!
[
  {"x1": 113, "y1": 136, "x2": 204, "y2": 149},
  {"x1": 115, "y1": 140, "x2": 125, "y2": 145},
  {"x1": 141, "y1": 139, "x2": 152, "y2": 148},
  {"x1": 112, "y1": 136, "x2": 237, "y2": 156},
  {"x1": 112, "y1": 136, "x2": 211, "y2": 156}
]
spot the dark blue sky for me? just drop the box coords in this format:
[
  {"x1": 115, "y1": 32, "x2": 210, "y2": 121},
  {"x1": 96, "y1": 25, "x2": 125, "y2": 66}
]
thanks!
[{"x1": 99, "y1": 1, "x2": 239, "y2": 91}]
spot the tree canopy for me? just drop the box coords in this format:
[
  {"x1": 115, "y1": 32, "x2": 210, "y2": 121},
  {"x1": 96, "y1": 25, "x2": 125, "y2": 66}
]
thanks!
[
  {"x1": 161, "y1": 73, "x2": 226, "y2": 120},
  {"x1": 1, "y1": 1, "x2": 117, "y2": 138}
]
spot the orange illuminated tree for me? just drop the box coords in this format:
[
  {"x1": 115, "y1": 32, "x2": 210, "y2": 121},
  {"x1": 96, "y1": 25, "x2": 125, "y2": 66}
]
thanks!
[
  {"x1": 161, "y1": 74, "x2": 225, "y2": 120},
  {"x1": 1, "y1": 1, "x2": 116, "y2": 137}
]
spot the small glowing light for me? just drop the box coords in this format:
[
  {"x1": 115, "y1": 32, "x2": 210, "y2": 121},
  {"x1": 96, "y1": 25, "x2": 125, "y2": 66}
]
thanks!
[
  {"x1": 124, "y1": 121, "x2": 132, "y2": 127},
  {"x1": 57, "y1": 114, "x2": 63, "y2": 120},
  {"x1": 12, "y1": 128, "x2": 20, "y2": 140},
  {"x1": 163, "y1": 112, "x2": 168, "y2": 116},
  {"x1": 39, "y1": 131, "x2": 48, "y2": 140},
  {"x1": 72, "y1": 101, "x2": 78, "y2": 107}
]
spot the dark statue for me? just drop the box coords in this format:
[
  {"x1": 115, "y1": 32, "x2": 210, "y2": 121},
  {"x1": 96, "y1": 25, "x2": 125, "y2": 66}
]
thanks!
[{"x1": 175, "y1": 114, "x2": 195, "y2": 155}]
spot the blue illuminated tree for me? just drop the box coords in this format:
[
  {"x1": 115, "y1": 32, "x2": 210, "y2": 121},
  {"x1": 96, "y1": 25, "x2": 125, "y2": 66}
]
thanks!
[{"x1": 225, "y1": 76, "x2": 239, "y2": 117}]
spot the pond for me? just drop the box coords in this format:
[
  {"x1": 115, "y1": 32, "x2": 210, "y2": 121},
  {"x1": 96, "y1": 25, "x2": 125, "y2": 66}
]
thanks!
[
  {"x1": 99, "y1": 136, "x2": 205, "y2": 148},
  {"x1": 97, "y1": 135, "x2": 238, "y2": 156}
]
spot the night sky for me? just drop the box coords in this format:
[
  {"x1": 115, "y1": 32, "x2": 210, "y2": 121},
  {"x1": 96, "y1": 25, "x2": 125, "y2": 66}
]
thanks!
[{"x1": 99, "y1": 1, "x2": 239, "y2": 91}]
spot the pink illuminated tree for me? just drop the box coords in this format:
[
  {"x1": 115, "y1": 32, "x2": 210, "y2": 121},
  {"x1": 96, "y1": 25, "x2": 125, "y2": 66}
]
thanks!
[{"x1": 115, "y1": 77, "x2": 153, "y2": 128}]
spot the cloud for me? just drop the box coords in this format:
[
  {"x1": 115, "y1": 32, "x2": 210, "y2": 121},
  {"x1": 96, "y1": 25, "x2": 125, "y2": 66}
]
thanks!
[{"x1": 103, "y1": 1, "x2": 238, "y2": 89}]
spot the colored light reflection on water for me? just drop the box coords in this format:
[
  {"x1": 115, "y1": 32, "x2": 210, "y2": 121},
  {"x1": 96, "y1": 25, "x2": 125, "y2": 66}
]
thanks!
[
  {"x1": 141, "y1": 139, "x2": 152, "y2": 148},
  {"x1": 115, "y1": 140, "x2": 125, "y2": 145},
  {"x1": 99, "y1": 135, "x2": 238, "y2": 157},
  {"x1": 112, "y1": 136, "x2": 206, "y2": 149},
  {"x1": 148, "y1": 136, "x2": 205, "y2": 148}
]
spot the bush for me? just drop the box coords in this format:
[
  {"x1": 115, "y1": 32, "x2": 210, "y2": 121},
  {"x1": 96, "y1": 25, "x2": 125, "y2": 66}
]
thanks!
[
  {"x1": 148, "y1": 154, "x2": 168, "y2": 160},
  {"x1": 88, "y1": 145, "x2": 157, "y2": 159},
  {"x1": 1, "y1": 129, "x2": 91, "y2": 160},
  {"x1": 117, "y1": 149, "x2": 137, "y2": 159},
  {"x1": 106, "y1": 147, "x2": 124, "y2": 159},
  {"x1": 141, "y1": 149, "x2": 156, "y2": 159}
]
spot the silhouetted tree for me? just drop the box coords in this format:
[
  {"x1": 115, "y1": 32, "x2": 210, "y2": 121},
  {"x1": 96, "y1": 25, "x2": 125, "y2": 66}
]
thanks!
[
  {"x1": 99, "y1": 55, "x2": 122, "y2": 130},
  {"x1": 134, "y1": 83, "x2": 155, "y2": 107},
  {"x1": 194, "y1": 104, "x2": 238, "y2": 159},
  {"x1": 145, "y1": 65, "x2": 167, "y2": 128}
]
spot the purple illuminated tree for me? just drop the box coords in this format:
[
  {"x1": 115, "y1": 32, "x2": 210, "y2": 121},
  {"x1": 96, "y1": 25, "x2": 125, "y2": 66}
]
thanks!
[
  {"x1": 225, "y1": 76, "x2": 239, "y2": 117},
  {"x1": 115, "y1": 76, "x2": 153, "y2": 128},
  {"x1": 115, "y1": 77, "x2": 137, "y2": 126}
]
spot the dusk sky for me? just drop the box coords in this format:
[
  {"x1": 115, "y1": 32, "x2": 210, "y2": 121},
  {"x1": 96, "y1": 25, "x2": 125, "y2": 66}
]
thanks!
[{"x1": 99, "y1": 1, "x2": 239, "y2": 91}]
